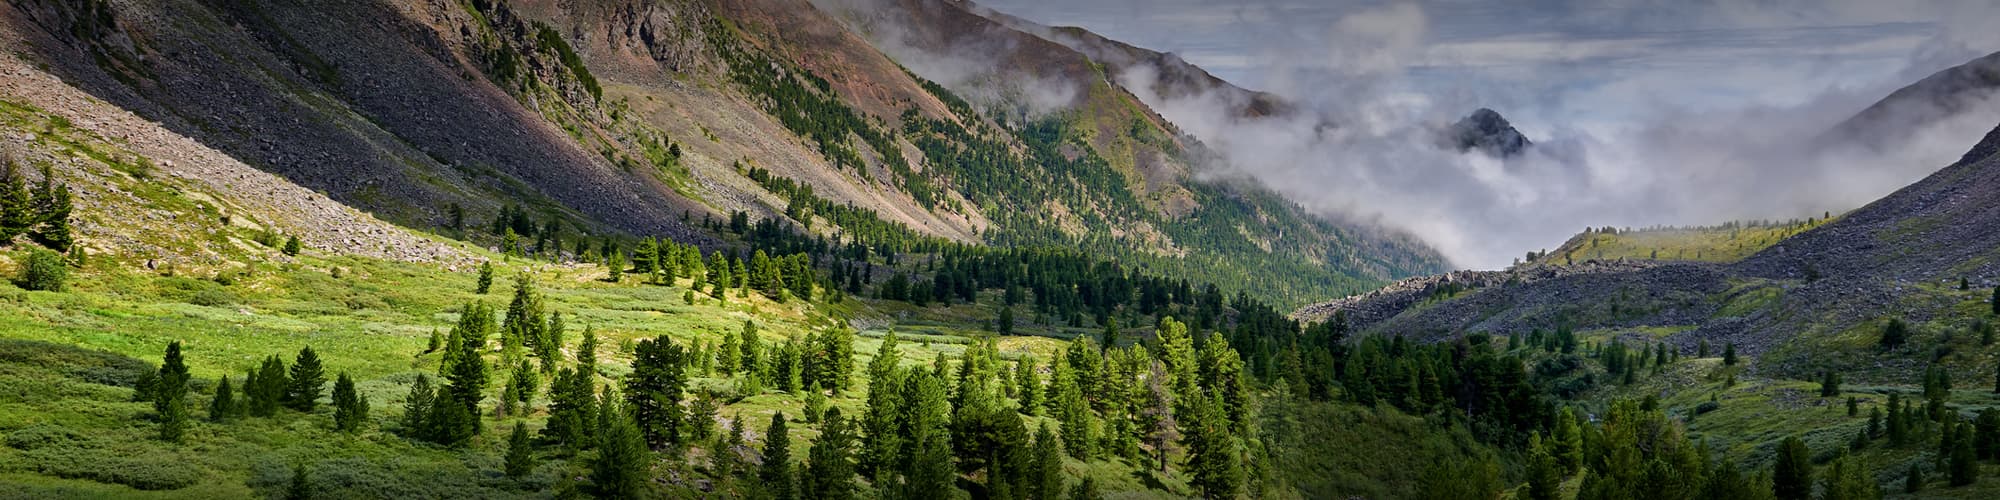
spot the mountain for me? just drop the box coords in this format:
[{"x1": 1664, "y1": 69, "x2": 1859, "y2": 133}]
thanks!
[
  {"x1": 1296, "y1": 119, "x2": 2000, "y2": 380},
  {"x1": 0, "y1": 0, "x2": 1444, "y2": 307},
  {"x1": 1441, "y1": 108, "x2": 1532, "y2": 157},
  {"x1": 1826, "y1": 49, "x2": 2000, "y2": 149}
]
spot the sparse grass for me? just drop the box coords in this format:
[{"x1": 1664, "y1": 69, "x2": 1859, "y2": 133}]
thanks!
[{"x1": 1537, "y1": 218, "x2": 1835, "y2": 265}]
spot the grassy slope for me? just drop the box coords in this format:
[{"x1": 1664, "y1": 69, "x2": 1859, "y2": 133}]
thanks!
[{"x1": 1535, "y1": 218, "x2": 1835, "y2": 265}]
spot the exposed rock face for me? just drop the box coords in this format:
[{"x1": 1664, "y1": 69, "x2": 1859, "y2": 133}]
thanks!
[
  {"x1": 1827, "y1": 50, "x2": 2000, "y2": 150},
  {"x1": 1444, "y1": 108, "x2": 1531, "y2": 157}
]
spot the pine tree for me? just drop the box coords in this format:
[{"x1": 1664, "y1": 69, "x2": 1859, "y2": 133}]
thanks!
[
  {"x1": 159, "y1": 391, "x2": 189, "y2": 443},
  {"x1": 760, "y1": 412, "x2": 796, "y2": 500},
  {"x1": 1032, "y1": 421, "x2": 1066, "y2": 500},
  {"x1": 579, "y1": 325, "x2": 600, "y2": 375},
  {"x1": 1951, "y1": 420, "x2": 1978, "y2": 486},
  {"x1": 252, "y1": 355, "x2": 288, "y2": 417},
  {"x1": 282, "y1": 235, "x2": 302, "y2": 256},
  {"x1": 505, "y1": 421, "x2": 535, "y2": 479},
  {"x1": 28, "y1": 164, "x2": 72, "y2": 251},
  {"x1": 426, "y1": 329, "x2": 443, "y2": 354},
  {"x1": 1183, "y1": 393, "x2": 1243, "y2": 499},
  {"x1": 1881, "y1": 318, "x2": 1910, "y2": 349},
  {"x1": 425, "y1": 391, "x2": 478, "y2": 446},
  {"x1": 606, "y1": 249, "x2": 625, "y2": 283},
  {"x1": 804, "y1": 382, "x2": 827, "y2": 424},
  {"x1": 287, "y1": 346, "x2": 326, "y2": 412},
  {"x1": 1525, "y1": 433, "x2": 1561, "y2": 500},
  {"x1": 444, "y1": 303, "x2": 493, "y2": 423},
  {"x1": 998, "y1": 306, "x2": 1015, "y2": 335},
  {"x1": 476, "y1": 261, "x2": 494, "y2": 294},
  {"x1": 210, "y1": 375, "x2": 236, "y2": 422},
  {"x1": 592, "y1": 396, "x2": 648, "y2": 498},
  {"x1": 1070, "y1": 477, "x2": 1101, "y2": 500},
  {"x1": 627, "y1": 336, "x2": 689, "y2": 448},
  {"x1": 503, "y1": 360, "x2": 538, "y2": 417},
  {"x1": 401, "y1": 374, "x2": 434, "y2": 439},
  {"x1": 1016, "y1": 357, "x2": 1042, "y2": 416},
  {"x1": 0, "y1": 158, "x2": 31, "y2": 243},
  {"x1": 541, "y1": 367, "x2": 596, "y2": 449},
  {"x1": 332, "y1": 372, "x2": 368, "y2": 432},
  {"x1": 154, "y1": 341, "x2": 190, "y2": 417},
  {"x1": 804, "y1": 408, "x2": 857, "y2": 499},
  {"x1": 1772, "y1": 436, "x2": 1813, "y2": 500},
  {"x1": 539, "y1": 312, "x2": 565, "y2": 374},
  {"x1": 903, "y1": 370, "x2": 956, "y2": 499},
  {"x1": 1820, "y1": 371, "x2": 1841, "y2": 398},
  {"x1": 1992, "y1": 285, "x2": 2000, "y2": 315},
  {"x1": 1553, "y1": 407, "x2": 1584, "y2": 472},
  {"x1": 1723, "y1": 343, "x2": 1738, "y2": 366}
]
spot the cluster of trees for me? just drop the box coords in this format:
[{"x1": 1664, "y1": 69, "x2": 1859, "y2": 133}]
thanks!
[
  {"x1": 136, "y1": 342, "x2": 366, "y2": 443},
  {"x1": 0, "y1": 158, "x2": 74, "y2": 253}
]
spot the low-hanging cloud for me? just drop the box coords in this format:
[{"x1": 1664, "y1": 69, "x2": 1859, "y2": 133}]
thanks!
[{"x1": 979, "y1": 0, "x2": 2000, "y2": 269}]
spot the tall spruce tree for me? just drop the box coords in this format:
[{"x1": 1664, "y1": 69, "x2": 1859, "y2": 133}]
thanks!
[
  {"x1": 286, "y1": 347, "x2": 325, "y2": 412},
  {"x1": 1773, "y1": 436, "x2": 1813, "y2": 500},
  {"x1": 592, "y1": 395, "x2": 648, "y2": 498},
  {"x1": 210, "y1": 375, "x2": 236, "y2": 422},
  {"x1": 401, "y1": 374, "x2": 434, "y2": 439},
  {"x1": 804, "y1": 408, "x2": 857, "y2": 500},
  {"x1": 332, "y1": 372, "x2": 368, "y2": 432},
  {"x1": 505, "y1": 421, "x2": 535, "y2": 479},
  {"x1": 760, "y1": 412, "x2": 796, "y2": 500},
  {"x1": 252, "y1": 355, "x2": 288, "y2": 417},
  {"x1": 1032, "y1": 421, "x2": 1066, "y2": 500},
  {"x1": 444, "y1": 302, "x2": 494, "y2": 421}
]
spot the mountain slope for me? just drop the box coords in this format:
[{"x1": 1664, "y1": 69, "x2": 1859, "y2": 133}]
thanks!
[
  {"x1": 1827, "y1": 49, "x2": 2000, "y2": 149},
  {"x1": 1298, "y1": 120, "x2": 2000, "y2": 380}
]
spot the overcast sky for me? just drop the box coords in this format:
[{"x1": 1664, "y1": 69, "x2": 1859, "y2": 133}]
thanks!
[{"x1": 962, "y1": 0, "x2": 2000, "y2": 270}]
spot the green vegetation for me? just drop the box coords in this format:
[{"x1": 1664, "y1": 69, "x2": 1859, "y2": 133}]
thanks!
[{"x1": 1534, "y1": 218, "x2": 1835, "y2": 265}]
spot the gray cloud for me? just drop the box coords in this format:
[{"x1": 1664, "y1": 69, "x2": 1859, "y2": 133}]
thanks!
[{"x1": 975, "y1": 0, "x2": 2000, "y2": 269}]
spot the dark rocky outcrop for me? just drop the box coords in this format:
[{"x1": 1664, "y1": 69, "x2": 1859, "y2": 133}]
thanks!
[{"x1": 1443, "y1": 108, "x2": 1531, "y2": 157}]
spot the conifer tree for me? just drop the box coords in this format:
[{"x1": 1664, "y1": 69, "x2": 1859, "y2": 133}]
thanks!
[
  {"x1": 1772, "y1": 436, "x2": 1813, "y2": 500},
  {"x1": 1016, "y1": 357, "x2": 1042, "y2": 416},
  {"x1": 1183, "y1": 393, "x2": 1242, "y2": 499},
  {"x1": 286, "y1": 464, "x2": 312, "y2": 500},
  {"x1": 578, "y1": 325, "x2": 599, "y2": 374},
  {"x1": 210, "y1": 375, "x2": 236, "y2": 422},
  {"x1": 900, "y1": 369, "x2": 956, "y2": 498},
  {"x1": 1951, "y1": 420, "x2": 1978, "y2": 486},
  {"x1": 285, "y1": 347, "x2": 325, "y2": 412},
  {"x1": 444, "y1": 303, "x2": 494, "y2": 421},
  {"x1": 28, "y1": 164, "x2": 72, "y2": 251},
  {"x1": 505, "y1": 421, "x2": 535, "y2": 479},
  {"x1": 476, "y1": 261, "x2": 494, "y2": 294},
  {"x1": 1723, "y1": 343, "x2": 1739, "y2": 365},
  {"x1": 401, "y1": 374, "x2": 434, "y2": 439},
  {"x1": 606, "y1": 248, "x2": 624, "y2": 283},
  {"x1": 627, "y1": 336, "x2": 689, "y2": 449},
  {"x1": 542, "y1": 367, "x2": 596, "y2": 449},
  {"x1": 1905, "y1": 463, "x2": 1923, "y2": 493},
  {"x1": 1820, "y1": 371, "x2": 1841, "y2": 398},
  {"x1": 503, "y1": 360, "x2": 537, "y2": 417},
  {"x1": 0, "y1": 158, "x2": 31, "y2": 243},
  {"x1": 592, "y1": 396, "x2": 648, "y2": 498},
  {"x1": 426, "y1": 391, "x2": 478, "y2": 446},
  {"x1": 1553, "y1": 407, "x2": 1584, "y2": 472},
  {"x1": 1525, "y1": 433, "x2": 1561, "y2": 500},
  {"x1": 332, "y1": 372, "x2": 368, "y2": 432},
  {"x1": 155, "y1": 341, "x2": 191, "y2": 443},
  {"x1": 1050, "y1": 357, "x2": 1095, "y2": 460},
  {"x1": 760, "y1": 412, "x2": 796, "y2": 500},
  {"x1": 252, "y1": 355, "x2": 288, "y2": 417},
  {"x1": 804, "y1": 408, "x2": 857, "y2": 499},
  {"x1": 1032, "y1": 421, "x2": 1066, "y2": 500}
]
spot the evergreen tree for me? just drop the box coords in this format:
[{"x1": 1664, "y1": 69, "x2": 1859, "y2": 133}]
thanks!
[
  {"x1": 426, "y1": 329, "x2": 443, "y2": 354},
  {"x1": 606, "y1": 249, "x2": 625, "y2": 283},
  {"x1": 579, "y1": 325, "x2": 599, "y2": 375},
  {"x1": 505, "y1": 421, "x2": 535, "y2": 479},
  {"x1": 542, "y1": 367, "x2": 596, "y2": 449},
  {"x1": 1031, "y1": 421, "x2": 1066, "y2": 500},
  {"x1": 251, "y1": 355, "x2": 288, "y2": 417},
  {"x1": 332, "y1": 372, "x2": 368, "y2": 432},
  {"x1": 1525, "y1": 433, "x2": 1561, "y2": 500},
  {"x1": 1723, "y1": 343, "x2": 1739, "y2": 366},
  {"x1": 0, "y1": 158, "x2": 31, "y2": 243},
  {"x1": 154, "y1": 341, "x2": 191, "y2": 420},
  {"x1": 1881, "y1": 318, "x2": 1910, "y2": 349},
  {"x1": 401, "y1": 374, "x2": 434, "y2": 439},
  {"x1": 1069, "y1": 477, "x2": 1101, "y2": 500},
  {"x1": 282, "y1": 235, "x2": 302, "y2": 256},
  {"x1": 503, "y1": 360, "x2": 538, "y2": 417},
  {"x1": 1015, "y1": 357, "x2": 1042, "y2": 416},
  {"x1": 998, "y1": 306, "x2": 1015, "y2": 336},
  {"x1": 425, "y1": 392, "x2": 478, "y2": 446},
  {"x1": 1553, "y1": 407, "x2": 1584, "y2": 473},
  {"x1": 627, "y1": 336, "x2": 689, "y2": 449},
  {"x1": 760, "y1": 412, "x2": 796, "y2": 500},
  {"x1": 158, "y1": 390, "x2": 190, "y2": 443},
  {"x1": 476, "y1": 261, "x2": 494, "y2": 294},
  {"x1": 1951, "y1": 420, "x2": 1978, "y2": 486},
  {"x1": 804, "y1": 408, "x2": 857, "y2": 500},
  {"x1": 286, "y1": 347, "x2": 325, "y2": 412},
  {"x1": 444, "y1": 302, "x2": 494, "y2": 422},
  {"x1": 858, "y1": 332, "x2": 904, "y2": 479},
  {"x1": 1820, "y1": 371, "x2": 1841, "y2": 398},
  {"x1": 1183, "y1": 394, "x2": 1242, "y2": 499},
  {"x1": 903, "y1": 370, "x2": 957, "y2": 499},
  {"x1": 28, "y1": 164, "x2": 72, "y2": 251},
  {"x1": 539, "y1": 312, "x2": 565, "y2": 374},
  {"x1": 210, "y1": 375, "x2": 236, "y2": 422},
  {"x1": 592, "y1": 396, "x2": 648, "y2": 498},
  {"x1": 1772, "y1": 436, "x2": 1813, "y2": 500}
]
